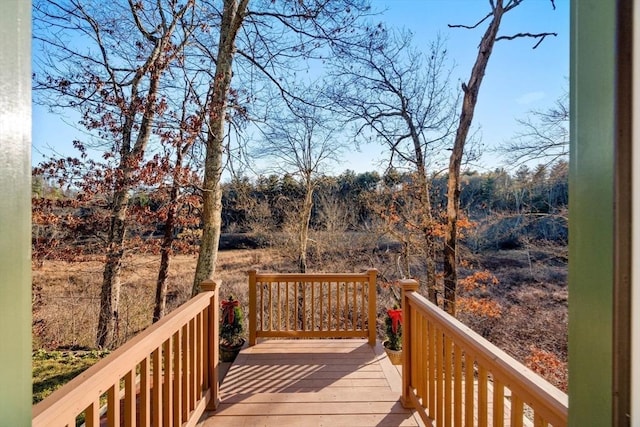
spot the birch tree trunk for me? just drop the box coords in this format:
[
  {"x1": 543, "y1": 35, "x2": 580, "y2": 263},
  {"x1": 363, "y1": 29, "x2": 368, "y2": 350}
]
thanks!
[{"x1": 192, "y1": 0, "x2": 249, "y2": 295}]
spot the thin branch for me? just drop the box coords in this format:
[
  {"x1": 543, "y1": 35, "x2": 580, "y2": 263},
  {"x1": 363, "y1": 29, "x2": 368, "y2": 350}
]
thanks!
[
  {"x1": 447, "y1": 12, "x2": 493, "y2": 30},
  {"x1": 495, "y1": 31, "x2": 557, "y2": 48}
]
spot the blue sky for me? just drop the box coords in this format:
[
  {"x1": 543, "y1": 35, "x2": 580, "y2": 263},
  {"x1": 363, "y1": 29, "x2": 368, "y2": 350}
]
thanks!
[
  {"x1": 351, "y1": 0, "x2": 570, "y2": 172},
  {"x1": 32, "y1": 0, "x2": 569, "y2": 174}
]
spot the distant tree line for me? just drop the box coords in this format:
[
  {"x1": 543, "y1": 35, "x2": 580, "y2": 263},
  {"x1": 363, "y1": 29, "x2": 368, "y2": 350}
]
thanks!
[{"x1": 33, "y1": 160, "x2": 568, "y2": 258}]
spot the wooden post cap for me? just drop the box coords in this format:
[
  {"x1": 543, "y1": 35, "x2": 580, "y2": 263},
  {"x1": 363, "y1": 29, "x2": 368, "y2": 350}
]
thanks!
[
  {"x1": 200, "y1": 279, "x2": 219, "y2": 293},
  {"x1": 399, "y1": 279, "x2": 419, "y2": 292}
]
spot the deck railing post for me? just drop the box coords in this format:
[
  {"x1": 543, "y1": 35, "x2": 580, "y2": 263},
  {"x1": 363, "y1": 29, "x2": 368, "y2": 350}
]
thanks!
[
  {"x1": 366, "y1": 269, "x2": 378, "y2": 346},
  {"x1": 248, "y1": 269, "x2": 257, "y2": 346},
  {"x1": 400, "y1": 278, "x2": 419, "y2": 408},
  {"x1": 200, "y1": 279, "x2": 220, "y2": 410}
]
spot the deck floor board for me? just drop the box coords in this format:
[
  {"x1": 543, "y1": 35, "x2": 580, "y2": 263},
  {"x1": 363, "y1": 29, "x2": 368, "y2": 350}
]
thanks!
[{"x1": 198, "y1": 339, "x2": 422, "y2": 427}]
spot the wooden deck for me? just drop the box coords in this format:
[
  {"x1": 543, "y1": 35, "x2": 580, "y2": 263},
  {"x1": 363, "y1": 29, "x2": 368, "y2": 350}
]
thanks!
[{"x1": 198, "y1": 339, "x2": 423, "y2": 426}]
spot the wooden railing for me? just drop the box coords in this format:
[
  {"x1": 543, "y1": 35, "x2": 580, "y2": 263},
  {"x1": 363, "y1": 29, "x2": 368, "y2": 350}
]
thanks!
[
  {"x1": 248, "y1": 269, "x2": 377, "y2": 346},
  {"x1": 32, "y1": 280, "x2": 220, "y2": 427},
  {"x1": 400, "y1": 279, "x2": 568, "y2": 427}
]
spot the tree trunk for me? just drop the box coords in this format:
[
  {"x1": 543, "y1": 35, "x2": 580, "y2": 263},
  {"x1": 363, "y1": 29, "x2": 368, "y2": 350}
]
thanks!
[
  {"x1": 405, "y1": 114, "x2": 438, "y2": 304},
  {"x1": 96, "y1": 190, "x2": 129, "y2": 348},
  {"x1": 298, "y1": 181, "x2": 314, "y2": 273},
  {"x1": 153, "y1": 182, "x2": 179, "y2": 323},
  {"x1": 444, "y1": 2, "x2": 504, "y2": 315},
  {"x1": 96, "y1": 68, "x2": 163, "y2": 348},
  {"x1": 192, "y1": 0, "x2": 248, "y2": 295},
  {"x1": 418, "y1": 172, "x2": 438, "y2": 304}
]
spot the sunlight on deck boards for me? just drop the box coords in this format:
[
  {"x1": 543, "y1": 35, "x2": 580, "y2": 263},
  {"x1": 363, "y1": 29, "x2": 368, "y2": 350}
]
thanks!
[{"x1": 198, "y1": 339, "x2": 423, "y2": 427}]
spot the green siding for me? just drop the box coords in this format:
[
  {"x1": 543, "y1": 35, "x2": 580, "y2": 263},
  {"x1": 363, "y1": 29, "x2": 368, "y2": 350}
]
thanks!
[
  {"x1": 0, "y1": 1, "x2": 32, "y2": 424},
  {"x1": 569, "y1": 0, "x2": 615, "y2": 425}
]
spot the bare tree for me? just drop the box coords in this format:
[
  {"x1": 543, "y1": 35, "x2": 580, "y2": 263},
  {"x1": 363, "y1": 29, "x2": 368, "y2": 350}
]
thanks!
[
  {"x1": 443, "y1": 0, "x2": 557, "y2": 315},
  {"x1": 327, "y1": 28, "x2": 457, "y2": 302},
  {"x1": 152, "y1": 71, "x2": 206, "y2": 323},
  {"x1": 500, "y1": 90, "x2": 569, "y2": 166},
  {"x1": 256, "y1": 96, "x2": 341, "y2": 272},
  {"x1": 34, "y1": 0, "x2": 197, "y2": 348},
  {"x1": 191, "y1": 0, "x2": 374, "y2": 293}
]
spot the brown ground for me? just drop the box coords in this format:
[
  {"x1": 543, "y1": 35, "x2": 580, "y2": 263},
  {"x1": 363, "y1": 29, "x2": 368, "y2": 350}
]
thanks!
[{"x1": 32, "y1": 242, "x2": 568, "y2": 390}]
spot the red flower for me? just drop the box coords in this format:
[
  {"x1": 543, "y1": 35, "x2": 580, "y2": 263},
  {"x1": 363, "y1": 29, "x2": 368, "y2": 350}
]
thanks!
[
  {"x1": 222, "y1": 299, "x2": 239, "y2": 324},
  {"x1": 387, "y1": 308, "x2": 402, "y2": 334}
]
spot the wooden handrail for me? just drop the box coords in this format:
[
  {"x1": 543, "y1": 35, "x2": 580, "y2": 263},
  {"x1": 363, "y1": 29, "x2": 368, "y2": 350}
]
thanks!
[
  {"x1": 249, "y1": 269, "x2": 377, "y2": 346},
  {"x1": 33, "y1": 280, "x2": 220, "y2": 427},
  {"x1": 400, "y1": 279, "x2": 568, "y2": 427}
]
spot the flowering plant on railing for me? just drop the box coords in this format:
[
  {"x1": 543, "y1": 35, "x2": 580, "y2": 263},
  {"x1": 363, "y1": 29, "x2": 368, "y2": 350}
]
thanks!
[
  {"x1": 384, "y1": 307, "x2": 403, "y2": 351},
  {"x1": 220, "y1": 295, "x2": 244, "y2": 347}
]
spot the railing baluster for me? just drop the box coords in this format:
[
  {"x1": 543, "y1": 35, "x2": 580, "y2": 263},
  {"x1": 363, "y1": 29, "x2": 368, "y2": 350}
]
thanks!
[
  {"x1": 444, "y1": 336, "x2": 453, "y2": 427},
  {"x1": 360, "y1": 281, "x2": 365, "y2": 330},
  {"x1": 303, "y1": 280, "x2": 307, "y2": 331},
  {"x1": 344, "y1": 281, "x2": 348, "y2": 330},
  {"x1": 328, "y1": 281, "x2": 332, "y2": 331},
  {"x1": 510, "y1": 395, "x2": 524, "y2": 427},
  {"x1": 453, "y1": 344, "x2": 462, "y2": 427},
  {"x1": 478, "y1": 366, "x2": 488, "y2": 426},
  {"x1": 140, "y1": 356, "x2": 150, "y2": 426},
  {"x1": 318, "y1": 282, "x2": 322, "y2": 331},
  {"x1": 311, "y1": 281, "x2": 315, "y2": 331},
  {"x1": 436, "y1": 328, "x2": 444, "y2": 427},
  {"x1": 189, "y1": 317, "x2": 196, "y2": 411},
  {"x1": 534, "y1": 412, "x2": 547, "y2": 427},
  {"x1": 182, "y1": 323, "x2": 189, "y2": 420},
  {"x1": 260, "y1": 282, "x2": 265, "y2": 331},
  {"x1": 464, "y1": 353, "x2": 474, "y2": 427},
  {"x1": 124, "y1": 368, "x2": 136, "y2": 426},
  {"x1": 428, "y1": 319, "x2": 437, "y2": 418},
  {"x1": 196, "y1": 312, "x2": 203, "y2": 399},
  {"x1": 277, "y1": 281, "x2": 281, "y2": 332},
  {"x1": 336, "y1": 281, "x2": 341, "y2": 331},
  {"x1": 286, "y1": 281, "x2": 290, "y2": 331},
  {"x1": 493, "y1": 378, "x2": 505, "y2": 427},
  {"x1": 173, "y1": 330, "x2": 182, "y2": 426},
  {"x1": 269, "y1": 282, "x2": 273, "y2": 332},
  {"x1": 107, "y1": 383, "x2": 119, "y2": 427},
  {"x1": 85, "y1": 401, "x2": 100, "y2": 427},
  {"x1": 152, "y1": 347, "x2": 162, "y2": 427},
  {"x1": 422, "y1": 316, "x2": 429, "y2": 408},
  {"x1": 294, "y1": 281, "x2": 298, "y2": 331},
  {"x1": 352, "y1": 281, "x2": 356, "y2": 331}
]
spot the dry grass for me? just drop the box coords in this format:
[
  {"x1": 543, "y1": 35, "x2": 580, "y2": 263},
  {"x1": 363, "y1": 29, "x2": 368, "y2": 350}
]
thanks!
[
  {"x1": 32, "y1": 241, "x2": 568, "y2": 390},
  {"x1": 33, "y1": 248, "x2": 312, "y2": 349}
]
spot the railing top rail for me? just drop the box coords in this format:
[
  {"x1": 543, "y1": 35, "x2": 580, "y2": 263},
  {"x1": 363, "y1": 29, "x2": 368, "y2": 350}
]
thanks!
[
  {"x1": 251, "y1": 269, "x2": 377, "y2": 282},
  {"x1": 405, "y1": 288, "x2": 568, "y2": 422},
  {"x1": 32, "y1": 289, "x2": 215, "y2": 422}
]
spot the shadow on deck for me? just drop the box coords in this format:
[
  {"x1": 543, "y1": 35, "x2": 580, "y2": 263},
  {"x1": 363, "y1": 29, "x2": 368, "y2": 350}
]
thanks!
[{"x1": 198, "y1": 339, "x2": 423, "y2": 427}]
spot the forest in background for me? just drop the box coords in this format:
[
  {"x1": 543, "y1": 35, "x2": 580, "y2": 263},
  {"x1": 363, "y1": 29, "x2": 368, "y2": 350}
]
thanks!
[{"x1": 33, "y1": 161, "x2": 568, "y2": 264}]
